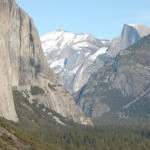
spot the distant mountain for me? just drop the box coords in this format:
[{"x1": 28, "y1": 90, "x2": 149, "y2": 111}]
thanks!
[
  {"x1": 41, "y1": 24, "x2": 150, "y2": 95},
  {"x1": 40, "y1": 25, "x2": 150, "y2": 121},
  {"x1": 108, "y1": 24, "x2": 150, "y2": 57},
  {"x1": 76, "y1": 34, "x2": 150, "y2": 121},
  {"x1": 41, "y1": 30, "x2": 110, "y2": 93}
]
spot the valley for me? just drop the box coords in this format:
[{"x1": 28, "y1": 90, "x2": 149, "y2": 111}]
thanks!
[{"x1": 1, "y1": 0, "x2": 150, "y2": 149}]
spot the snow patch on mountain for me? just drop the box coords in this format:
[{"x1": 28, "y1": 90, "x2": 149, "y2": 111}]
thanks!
[
  {"x1": 84, "y1": 52, "x2": 90, "y2": 57},
  {"x1": 41, "y1": 30, "x2": 95, "y2": 51},
  {"x1": 73, "y1": 42, "x2": 97, "y2": 50},
  {"x1": 50, "y1": 59, "x2": 65, "y2": 68},
  {"x1": 69, "y1": 66, "x2": 80, "y2": 75},
  {"x1": 41, "y1": 29, "x2": 110, "y2": 93},
  {"x1": 128, "y1": 24, "x2": 140, "y2": 30},
  {"x1": 88, "y1": 47, "x2": 108, "y2": 62}
]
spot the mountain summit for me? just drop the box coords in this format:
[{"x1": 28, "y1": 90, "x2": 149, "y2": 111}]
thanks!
[
  {"x1": 108, "y1": 24, "x2": 150, "y2": 57},
  {"x1": 41, "y1": 30, "x2": 109, "y2": 93}
]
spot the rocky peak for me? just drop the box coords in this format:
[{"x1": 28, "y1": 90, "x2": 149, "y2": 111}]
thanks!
[
  {"x1": 108, "y1": 24, "x2": 150, "y2": 57},
  {"x1": 41, "y1": 29, "x2": 101, "y2": 52},
  {"x1": 41, "y1": 30, "x2": 109, "y2": 93},
  {"x1": 128, "y1": 24, "x2": 150, "y2": 37},
  {"x1": 120, "y1": 24, "x2": 140, "y2": 50}
]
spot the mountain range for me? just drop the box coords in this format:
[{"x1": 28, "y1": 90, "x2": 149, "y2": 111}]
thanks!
[
  {"x1": 41, "y1": 24, "x2": 150, "y2": 96},
  {"x1": 41, "y1": 24, "x2": 150, "y2": 121},
  {"x1": 76, "y1": 33, "x2": 150, "y2": 120}
]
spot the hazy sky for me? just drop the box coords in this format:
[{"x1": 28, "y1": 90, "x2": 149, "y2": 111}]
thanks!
[{"x1": 16, "y1": 0, "x2": 150, "y2": 39}]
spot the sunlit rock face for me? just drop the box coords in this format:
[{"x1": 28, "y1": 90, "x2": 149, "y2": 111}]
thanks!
[
  {"x1": 108, "y1": 24, "x2": 150, "y2": 57},
  {"x1": 0, "y1": 0, "x2": 92, "y2": 125}
]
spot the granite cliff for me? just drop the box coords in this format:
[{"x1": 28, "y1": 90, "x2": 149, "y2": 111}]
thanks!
[
  {"x1": 0, "y1": 0, "x2": 92, "y2": 125},
  {"x1": 108, "y1": 24, "x2": 150, "y2": 57}
]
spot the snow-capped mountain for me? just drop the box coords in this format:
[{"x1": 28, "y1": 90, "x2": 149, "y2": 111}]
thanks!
[
  {"x1": 40, "y1": 24, "x2": 150, "y2": 94},
  {"x1": 41, "y1": 30, "x2": 110, "y2": 93}
]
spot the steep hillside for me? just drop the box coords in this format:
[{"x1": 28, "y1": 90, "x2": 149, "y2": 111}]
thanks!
[
  {"x1": 41, "y1": 30, "x2": 109, "y2": 93},
  {"x1": 76, "y1": 34, "x2": 150, "y2": 121},
  {"x1": 0, "y1": 0, "x2": 92, "y2": 125},
  {"x1": 0, "y1": 118, "x2": 62, "y2": 150}
]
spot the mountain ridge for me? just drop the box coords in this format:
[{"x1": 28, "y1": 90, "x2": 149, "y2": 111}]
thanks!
[
  {"x1": 76, "y1": 33, "x2": 150, "y2": 120},
  {"x1": 41, "y1": 24, "x2": 150, "y2": 96},
  {"x1": 41, "y1": 29, "x2": 109, "y2": 93}
]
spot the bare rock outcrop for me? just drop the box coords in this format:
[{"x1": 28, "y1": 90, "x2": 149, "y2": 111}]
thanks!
[{"x1": 108, "y1": 24, "x2": 150, "y2": 57}]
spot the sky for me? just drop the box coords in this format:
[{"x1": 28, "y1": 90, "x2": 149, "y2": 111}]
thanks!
[{"x1": 16, "y1": 0, "x2": 150, "y2": 40}]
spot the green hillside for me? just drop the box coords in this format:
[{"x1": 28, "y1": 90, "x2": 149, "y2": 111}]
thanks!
[
  {"x1": 0, "y1": 118, "x2": 62, "y2": 150},
  {"x1": 9, "y1": 88, "x2": 150, "y2": 150}
]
